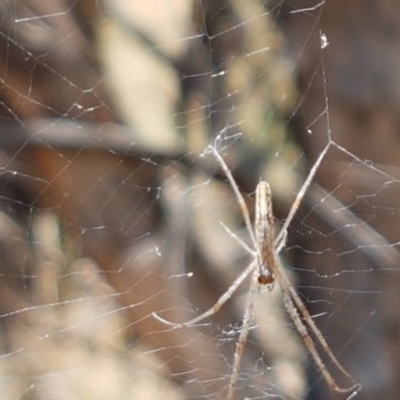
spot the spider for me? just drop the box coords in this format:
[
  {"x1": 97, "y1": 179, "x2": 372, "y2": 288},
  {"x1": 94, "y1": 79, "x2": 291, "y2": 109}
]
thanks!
[{"x1": 153, "y1": 141, "x2": 360, "y2": 399}]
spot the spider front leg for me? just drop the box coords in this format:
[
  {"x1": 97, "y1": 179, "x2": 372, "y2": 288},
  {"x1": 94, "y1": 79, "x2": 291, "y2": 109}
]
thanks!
[{"x1": 274, "y1": 227, "x2": 287, "y2": 254}]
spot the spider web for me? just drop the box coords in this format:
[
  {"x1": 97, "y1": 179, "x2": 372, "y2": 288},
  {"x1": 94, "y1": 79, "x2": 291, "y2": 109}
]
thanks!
[{"x1": 0, "y1": 1, "x2": 398, "y2": 399}]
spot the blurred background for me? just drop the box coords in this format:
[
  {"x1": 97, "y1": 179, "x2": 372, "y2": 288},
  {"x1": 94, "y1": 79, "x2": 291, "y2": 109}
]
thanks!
[{"x1": 0, "y1": 1, "x2": 400, "y2": 399}]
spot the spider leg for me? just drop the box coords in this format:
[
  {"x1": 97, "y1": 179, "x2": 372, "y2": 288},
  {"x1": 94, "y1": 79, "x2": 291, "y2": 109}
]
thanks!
[
  {"x1": 273, "y1": 264, "x2": 360, "y2": 393},
  {"x1": 210, "y1": 146, "x2": 257, "y2": 248},
  {"x1": 219, "y1": 220, "x2": 256, "y2": 256},
  {"x1": 275, "y1": 141, "x2": 331, "y2": 247},
  {"x1": 227, "y1": 270, "x2": 258, "y2": 400},
  {"x1": 152, "y1": 260, "x2": 257, "y2": 327},
  {"x1": 274, "y1": 227, "x2": 287, "y2": 254}
]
